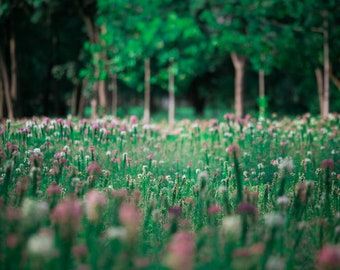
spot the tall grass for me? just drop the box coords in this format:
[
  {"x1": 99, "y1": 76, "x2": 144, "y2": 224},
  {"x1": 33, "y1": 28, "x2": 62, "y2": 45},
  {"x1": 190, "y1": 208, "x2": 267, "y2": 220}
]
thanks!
[{"x1": 0, "y1": 113, "x2": 339, "y2": 269}]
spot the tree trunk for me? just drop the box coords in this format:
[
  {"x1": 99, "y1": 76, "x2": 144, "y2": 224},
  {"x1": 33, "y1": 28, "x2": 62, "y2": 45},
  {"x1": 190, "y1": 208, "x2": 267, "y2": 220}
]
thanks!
[
  {"x1": 322, "y1": 13, "x2": 329, "y2": 118},
  {"x1": 111, "y1": 74, "x2": 118, "y2": 117},
  {"x1": 0, "y1": 45, "x2": 14, "y2": 119},
  {"x1": 315, "y1": 68, "x2": 324, "y2": 115},
  {"x1": 168, "y1": 63, "x2": 175, "y2": 126},
  {"x1": 71, "y1": 84, "x2": 78, "y2": 116},
  {"x1": 231, "y1": 53, "x2": 246, "y2": 118},
  {"x1": 91, "y1": 98, "x2": 98, "y2": 119},
  {"x1": 9, "y1": 18, "x2": 17, "y2": 102},
  {"x1": 98, "y1": 75, "x2": 107, "y2": 113},
  {"x1": 78, "y1": 82, "x2": 85, "y2": 118},
  {"x1": 258, "y1": 69, "x2": 266, "y2": 117},
  {"x1": 259, "y1": 69, "x2": 265, "y2": 98},
  {"x1": 0, "y1": 80, "x2": 3, "y2": 119},
  {"x1": 144, "y1": 58, "x2": 151, "y2": 124}
]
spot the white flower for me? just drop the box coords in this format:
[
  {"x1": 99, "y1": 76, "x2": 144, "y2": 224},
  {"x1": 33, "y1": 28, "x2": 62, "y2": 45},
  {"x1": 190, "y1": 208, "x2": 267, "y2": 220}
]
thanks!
[
  {"x1": 266, "y1": 256, "x2": 286, "y2": 270},
  {"x1": 106, "y1": 226, "x2": 127, "y2": 240},
  {"x1": 278, "y1": 157, "x2": 294, "y2": 172},
  {"x1": 221, "y1": 216, "x2": 241, "y2": 237},
  {"x1": 264, "y1": 212, "x2": 285, "y2": 228},
  {"x1": 33, "y1": 148, "x2": 41, "y2": 153},
  {"x1": 22, "y1": 199, "x2": 49, "y2": 223},
  {"x1": 27, "y1": 229, "x2": 55, "y2": 258},
  {"x1": 257, "y1": 163, "x2": 264, "y2": 170},
  {"x1": 277, "y1": 196, "x2": 290, "y2": 206}
]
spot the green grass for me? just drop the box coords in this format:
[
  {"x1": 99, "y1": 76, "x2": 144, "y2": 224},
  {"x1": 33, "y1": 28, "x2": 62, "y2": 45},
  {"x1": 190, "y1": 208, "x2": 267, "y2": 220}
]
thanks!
[{"x1": 0, "y1": 114, "x2": 339, "y2": 270}]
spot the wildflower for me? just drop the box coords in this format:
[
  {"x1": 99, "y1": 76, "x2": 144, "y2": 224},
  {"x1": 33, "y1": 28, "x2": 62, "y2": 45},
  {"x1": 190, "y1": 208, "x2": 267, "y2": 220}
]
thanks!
[
  {"x1": 46, "y1": 181, "x2": 62, "y2": 197},
  {"x1": 130, "y1": 115, "x2": 138, "y2": 125},
  {"x1": 72, "y1": 244, "x2": 88, "y2": 260},
  {"x1": 15, "y1": 176, "x2": 30, "y2": 196},
  {"x1": 27, "y1": 228, "x2": 55, "y2": 258},
  {"x1": 208, "y1": 204, "x2": 221, "y2": 215},
  {"x1": 84, "y1": 189, "x2": 107, "y2": 222},
  {"x1": 317, "y1": 244, "x2": 340, "y2": 270},
  {"x1": 105, "y1": 226, "x2": 127, "y2": 240},
  {"x1": 51, "y1": 197, "x2": 82, "y2": 239},
  {"x1": 224, "y1": 113, "x2": 234, "y2": 121},
  {"x1": 278, "y1": 157, "x2": 294, "y2": 172},
  {"x1": 164, "y1": 231, "x2": 195, "y2": 270},
  {"x1": 277, "y1": 196, "x2": 290, "y2": 207},
  {"x1": 221, "y1": 215, "x2": 241, "y2": 237},
  {"x1": 86, "y1": 161, "x2": 102, "y2": 176},
  {"x1": 119, "y1": 203, "x2": 141, "y2": 233},
  {"x1": 226, "y1": 144, "x2": 241, "y2": 155},
  {"x1": 266, "y1": 256, "x2": 286, "y2": 270},
  {"x1": 264, "y1": 212, "x2": 285, "y2": 228},
  {"x1": 237, "y1": 202, "x2": 257, "y2": 216},
  {"x1": 6, "y1": 234, "x2": 19, "y2": 249},
  {"x1": 22, "y1": 198, "x2": 49, "y2": 224},
  {"x1": 321, "y1": 159, "x2": 335, "y2": 170},
  {"x1": 168, "y1": 205, "x2": 182, "y2": 218},
  {"x1": 146, "y1": 154, "x2": 154, "y2": 160}
]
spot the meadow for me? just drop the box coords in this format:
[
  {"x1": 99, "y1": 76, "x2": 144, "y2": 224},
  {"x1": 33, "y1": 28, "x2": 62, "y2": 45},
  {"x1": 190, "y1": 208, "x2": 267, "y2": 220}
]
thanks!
[{"x1": 0, "y1": 113, "x2": 339, "y2": 270}]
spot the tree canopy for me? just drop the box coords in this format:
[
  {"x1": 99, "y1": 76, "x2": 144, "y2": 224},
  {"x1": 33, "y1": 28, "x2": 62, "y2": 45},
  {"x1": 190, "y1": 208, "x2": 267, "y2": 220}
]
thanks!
[{"x1": 0, "y1": 0, "x2": 339, "y2": 120}]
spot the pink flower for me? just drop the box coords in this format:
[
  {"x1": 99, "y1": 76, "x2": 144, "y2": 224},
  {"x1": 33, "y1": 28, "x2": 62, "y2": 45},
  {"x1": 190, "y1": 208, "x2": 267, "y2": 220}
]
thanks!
[
  {"x1": 85, "y1": 189, "x2": 107, "y2": 222},
  {"x1": 86, "y1": 161, "x2": 102, "y2": 176},
  {"x1": 111, "y1": 188, "x2": 128, "y2": 198},
  {"x1": 72, "y1": 244, "x2": 88, "y2": 260},
  {"x1": 47, "y1": 181, "x2": 62, "y2": 197},
  {"x1": 210, "y1": 118, "x2": 218, "y2": 127},
  {"x1": 6, "y1": 234, "x2": 19, "y2": 249},
  {"x1": 165, "y1": 231, "x2": 195, "y2": 270},
  {"x1": 91, "y1": 124, "x2": 99, "y2": 130},
  {"x1": 168, "y1": 205, "x2": 182, "y2": 218},
  {"x1": 119, "y1": 203, "x2": 141, "y2": 232},
  {"x1": 226, "y1": 144, "x2": 241, "y2": 155},
  {"x1": 208, "y1": 204, "x2": 221, "y2": 215},
  {"x1": 321, "y1": 159, "x2": 334, "y2": 170},
  {"x1": 130, "y1": 115, "x2": 138, "y2": 125},
  {"x1": 317, "y1": 244, "x2": 340, "y2": 269},
  {"x1": 146, "y1": 154, "x2": 154, "y2": 160},
  {"x1": 224, "y1": 113, "x2": 234, "y2": 121},
  {"x1": 50, "y1": 197, "x2": 82, "y2": 239}
]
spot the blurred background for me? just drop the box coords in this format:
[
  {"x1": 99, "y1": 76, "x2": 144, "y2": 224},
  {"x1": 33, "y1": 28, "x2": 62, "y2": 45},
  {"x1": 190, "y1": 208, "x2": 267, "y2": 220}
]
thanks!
[{"x1": 0, "y1": 0, "x2": 339, "y2": 121}]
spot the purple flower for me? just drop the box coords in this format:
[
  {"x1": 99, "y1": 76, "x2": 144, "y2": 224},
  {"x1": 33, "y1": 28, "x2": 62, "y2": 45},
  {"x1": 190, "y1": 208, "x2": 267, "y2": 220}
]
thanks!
[{"x1": 237, "y1": 202, "x2": 257, "y2": 216}]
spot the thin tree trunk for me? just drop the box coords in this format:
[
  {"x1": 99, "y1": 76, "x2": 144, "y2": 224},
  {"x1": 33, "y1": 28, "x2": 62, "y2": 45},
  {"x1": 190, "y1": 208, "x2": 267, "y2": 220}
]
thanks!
[
  {"x1": 168, "y1": 63, "x2": 175, "y2": 126},
  {"x1": 315, "y1": 68, "x2": 324, "y2": 115},
  {"x1": 10, "y1": 19, "x2": 17, "y2": 102},
  {"x1": 98, "y1": 76, "x2": 106, "y2": 113},
  {"x1": 0, "y1": 74, "x2": 4, "y2": 119},
  {"x1": 91, "y1": 98, "x2": 98, "y2": 119},
  {"x1": 111, "y1": 74, "x2": 118, "y2": 117},
  {"x1": 258, "y1": 69, "x2": 266, "y2": 117},
  {"x1": 322, "y1": 13, "x2": 329, "y2": 118},
  {"x1": 144, "y1": 58, "x2": 151, "y2": 124},
  {"x1": 231, "y1": 53, "x2": 246, "y2": 118},
  {"x1": 259, "y1": 69, "x2": 265, "y2": 98},
  {"x1": 71, "y1": 84, "x2": 78, "y2": 116},
  {"x1": 77, "y1": 1, "x2": 101, "y2": 117},
  {"x1": 0, "y1": 45, "x2": 14, "y2": 119},
  {"x1": 78, "y1": 81, "x2": 85, "y2": 118}
]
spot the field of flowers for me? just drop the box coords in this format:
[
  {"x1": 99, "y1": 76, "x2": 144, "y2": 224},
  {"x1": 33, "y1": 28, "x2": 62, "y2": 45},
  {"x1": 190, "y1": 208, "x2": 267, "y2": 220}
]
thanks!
[{"x1": 0, "y1": 113, "x2": 339, "y2": 270}]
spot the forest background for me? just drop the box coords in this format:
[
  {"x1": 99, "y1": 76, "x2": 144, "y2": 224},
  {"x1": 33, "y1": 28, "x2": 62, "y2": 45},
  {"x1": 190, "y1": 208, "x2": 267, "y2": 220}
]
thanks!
[{"x1": 0, "y1": 0, "x2": 340, "y2": 122}]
